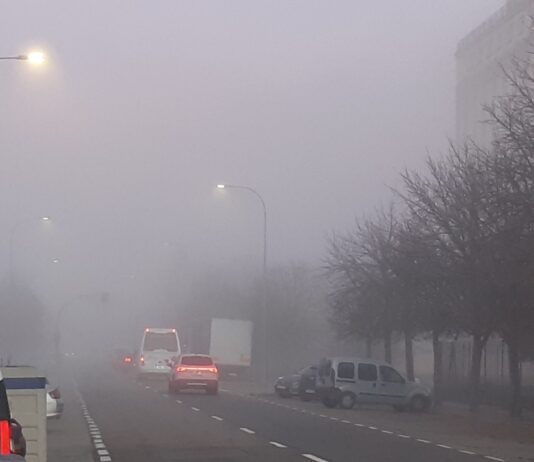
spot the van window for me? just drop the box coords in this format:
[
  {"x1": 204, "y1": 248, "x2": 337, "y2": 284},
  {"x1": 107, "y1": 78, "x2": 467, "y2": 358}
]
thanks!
[
  {"x1": 143, "y1": 332, "x2": 178, "y2": 352},
  {"x1": 358, "y1": 363, "x2": 377, "y2": 381},
  {"x1": 337, "y1": 362, "x2": 355, "y2": 380},
  {"x1": 379, "y1": 365, "x2": 405, "y2": 383}
]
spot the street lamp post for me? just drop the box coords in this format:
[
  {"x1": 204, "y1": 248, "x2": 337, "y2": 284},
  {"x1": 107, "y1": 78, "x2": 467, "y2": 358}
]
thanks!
[
  {"x1": 0, "y1": 52, "x2": 45, "y2": 64},
  {"x1": 216, "y1": 184, "x2": 269, "y2": 384},
  {"x1": 9, "y1": 216, "x2": 52, "y2": 285}
]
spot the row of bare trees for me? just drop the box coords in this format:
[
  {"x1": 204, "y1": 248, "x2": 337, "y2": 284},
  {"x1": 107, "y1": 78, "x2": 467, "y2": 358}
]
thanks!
[{"x1": 326, "y1": 58, "x2": 534, "y2": 417}]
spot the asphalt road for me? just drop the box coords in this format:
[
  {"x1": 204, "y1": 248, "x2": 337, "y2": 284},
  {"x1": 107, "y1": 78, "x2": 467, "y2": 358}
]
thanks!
[{"x1": 75, "y1": 367, "x2": 495, "y2": 462}]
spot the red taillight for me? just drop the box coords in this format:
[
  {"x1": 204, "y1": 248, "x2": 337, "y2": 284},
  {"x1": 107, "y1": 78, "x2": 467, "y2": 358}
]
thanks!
[
  {"x1": 0, "y1": 421, "x2": 11, "y2": 455},
  {"x1": 49, "y1": 388, "x2": 61, "y2": 400},
  {"x1": 123, "y1": 356, "x2": 132, "y2": 364},
  {"x1": 176, "y1": 366, "x2": 218, "y2": 374}
]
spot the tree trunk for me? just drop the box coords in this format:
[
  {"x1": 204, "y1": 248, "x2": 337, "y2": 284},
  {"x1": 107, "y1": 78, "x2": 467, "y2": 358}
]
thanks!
[
  {"x1": 507, "y1": 337, "x2": 522, "y2": 418},
  {"x1": 469, "y1": 334, "x2": 485, "y2": 412},
  {"x1": 384, "y1": 329, "x2": 392, "y2": 364},
  {"x1": 404, "y1": 329, "x2": 415, "y2": 381},
  {"x1": 365, "y1": 336, "x2": 373, "y2": 359},
  {"x1": 432, "y1": 330, "x2": 443, "y2": 407}
]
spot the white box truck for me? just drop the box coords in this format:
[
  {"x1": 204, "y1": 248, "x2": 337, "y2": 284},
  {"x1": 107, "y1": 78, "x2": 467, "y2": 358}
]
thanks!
[{"x1": 185, "y1": 318, "x2": 253, "y2": 376}]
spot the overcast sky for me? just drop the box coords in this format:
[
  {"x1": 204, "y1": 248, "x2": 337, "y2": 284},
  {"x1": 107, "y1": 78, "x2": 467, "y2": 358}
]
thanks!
[{"x1": 0, "y1": 0, "x2": 503, "y2": 315}]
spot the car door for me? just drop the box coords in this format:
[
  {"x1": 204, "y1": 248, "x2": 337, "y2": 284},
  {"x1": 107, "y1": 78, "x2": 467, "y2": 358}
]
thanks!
[
  {"x1": 355, "y1": 362, "x2": 380, "y2": 403},
  {"x1": 378, "y1": 365, "x2": 407, "y2": 404}
]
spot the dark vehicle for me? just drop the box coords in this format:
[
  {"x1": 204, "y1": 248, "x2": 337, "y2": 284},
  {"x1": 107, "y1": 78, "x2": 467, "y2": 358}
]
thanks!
[
  {"x1": 274, "y1": 366, "x2": 318, "y2": 401},
  {"x1": 0, "y1": 372, "x2": 26, "y2": 460},
  {"x1": 112, "y1": 348, "x2": 135, "y2": 372}
]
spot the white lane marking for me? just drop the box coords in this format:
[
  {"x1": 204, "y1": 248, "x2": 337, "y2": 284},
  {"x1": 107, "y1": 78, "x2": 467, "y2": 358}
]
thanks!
[
  {"x1": 191, "y1": 407, "x2": 200, "y2": 412},
  {"x1": 176, "y1": 400, "x2": 182, "y2": 404},
  {"x1": 416, "y1": 439, "x2": 431, "y2": 444},
  {"x1": 329, "y1": 417, "x2": 339, "y2": 421},
  {"x1": 97, "y1": 449, "x2": 110, "y2": 456},
  {"x1": 239, "y1": 427, "x2": 255, "y2": 434},
  {"x1": 437, "y1": 444, "x2": 451, "y2": 449},
  {"x1": 211, "y1": 415, "x2": 224, "y2": 421},
  {"x1": 93, "y1": 439, "x2": 103, "y2": 444},
  {"x1": 100, "y1": 457, "x2": 112, "y2": 462},
  {"x1": 302, "y1": 454, "x2": 329, "y2": 462},
  {"x1": 354, "y1": 423, "x2": 365, "y2": 427},
  {"x1": 484, "y1": 457, "x2": 504, "y2": 462},
  {"x1": 220, "y1": 388, "x2": 229, "y2": 392},
  {"x1": 95, "y1": 443, "x2": 106, "y2": 449},
  {"x1": 341, "y1": 419, "x2": 351, "y2": 424},
  {"x1": 368, "y1": 426, "x2": 378, "y2": 430},
  {"x1": 397, "y1": 434, "x2": 410, "y2": 438},
  {"x1": 319, "y1": 414, "x2": 327, "y2": 418},
  {"x1": 381, "y1": 430, "x2": 393, "y2": 434},
  {"x1": 269, "y1": 441, "x2": 288, "y2": 448},
  {"x1": 145, "y1": 386, "x2": 150, "y2": 389},
  {"x1": 459, "y1": 450, "x2": 477, "y2": 455}
]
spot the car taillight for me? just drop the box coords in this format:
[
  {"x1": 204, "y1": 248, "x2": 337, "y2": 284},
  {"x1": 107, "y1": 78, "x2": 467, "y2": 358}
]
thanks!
[
  {"x1": 49, "y1": 388, "x2": 61, "y2": 400},
  {"x1": 176, "y1": 366, "x2": 218, "y2": 374},
  {"x1": 0, "y1": 420, "x2": 11, "y2": 455},
  {"x1": 206, "y1": 367, "x2": 218, "y2": 374},
  {"x1": 124, "y1": 356, "x2": 132, "y2": 364}
]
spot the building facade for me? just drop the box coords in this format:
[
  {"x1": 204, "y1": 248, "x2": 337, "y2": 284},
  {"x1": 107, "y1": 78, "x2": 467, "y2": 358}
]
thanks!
[{"x1": 456, "y1": 0, "x2": 534, "y2": 146}]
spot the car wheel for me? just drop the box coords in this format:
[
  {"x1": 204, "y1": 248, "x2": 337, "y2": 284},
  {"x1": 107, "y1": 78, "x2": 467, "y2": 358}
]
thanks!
[
  {"x1": 207, "y1": 384, "x2": 219, "y2": 395},
  {"x1": 321, "y1": 390, "x2": 340, "y2": 408},
  {"x1": 409, "y1": 395, "x2": 430, "y2": 413},
  {"x1": 339, "y1": 392, "x2": 356, "y2": 410}
]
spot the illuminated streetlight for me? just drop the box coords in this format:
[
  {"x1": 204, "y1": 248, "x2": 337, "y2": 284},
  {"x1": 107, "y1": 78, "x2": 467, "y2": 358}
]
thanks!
[
  {"x1": 41, "y1": 216, "x2": 51, "y2": 222},
  {"x1": 0, "y1": 51, "x2": 46, "y2": 65},
  {"x1": 216, "y1": 184, "x2": 226, "y2": 189},
  {"x1": 52, "y1": 258, "x2": 60, "y2": 264}
]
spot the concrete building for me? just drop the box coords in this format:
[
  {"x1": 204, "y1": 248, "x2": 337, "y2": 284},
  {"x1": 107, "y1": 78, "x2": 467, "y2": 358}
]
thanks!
[{"x1": 456, "y1": 0, "x2": 534, "y2": 146}]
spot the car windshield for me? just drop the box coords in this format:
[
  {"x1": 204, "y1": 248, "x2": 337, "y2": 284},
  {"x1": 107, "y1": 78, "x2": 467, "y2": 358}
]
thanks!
[
  {"x1": 143, "y1": 332, "x2": 178, "y2": 352},
  {"x1": 181, "y1": 356, "x2": 213, "y2": 366}
]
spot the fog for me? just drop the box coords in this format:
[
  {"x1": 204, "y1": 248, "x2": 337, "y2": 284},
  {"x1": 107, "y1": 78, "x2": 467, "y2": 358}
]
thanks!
[{"x1": 0, "y1": 1, "x2": 503, "y2": 366}]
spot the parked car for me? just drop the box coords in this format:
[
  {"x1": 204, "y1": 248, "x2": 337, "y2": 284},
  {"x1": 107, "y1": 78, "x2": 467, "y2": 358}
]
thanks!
[
  {"x1": 316, "y1": 357, "x2": 432, "y2": 412},
  {"x1": 0, "y1": 371, "x2": 26, "y2": 460},
  {"x1": 46, "y1": 382, "x2": 63, "y2": 419},
  {"x1": 274, "y1": 365, "x2": 318, "y2": 400},
  {"x1": 168, "y1": 354, "x2": 219, "y2": 395}
]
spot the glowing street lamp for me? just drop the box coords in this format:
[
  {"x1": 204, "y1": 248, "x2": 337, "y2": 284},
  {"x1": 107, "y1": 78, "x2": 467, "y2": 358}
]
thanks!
[{"x1": 0, "y1": 51, "x2": 46, "y2": 65}]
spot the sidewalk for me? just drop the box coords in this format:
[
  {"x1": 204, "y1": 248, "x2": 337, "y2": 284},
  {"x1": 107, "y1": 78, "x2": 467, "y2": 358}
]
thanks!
[{"x1": 47, "y1": 379, "x2": 93, "y2": 462}]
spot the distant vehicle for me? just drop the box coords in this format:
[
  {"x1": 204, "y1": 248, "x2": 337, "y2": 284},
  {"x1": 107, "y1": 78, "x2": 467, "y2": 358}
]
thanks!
[
  {"x1": 112, "y1": 348, "x2": 135, "y2": 372},
  {"x1": 168, "y1": 354, "x2": 219, "y2": 395},
  {"x1": 185, "y1": 318, "x2": 253, "y2": 377},
  {"x1": 0, "y1": 371, "x2": 26, "y2": 460},
  {"x1": 137, "y1": 328, "x2": 181, "y2": 377},
  {"x1": 46, "y1": 382, "x2": 63, "y2": 419},
  {"x1": 274, "y1": 365, "x2": 318, "y2": 400},
  {"x1": 316, "y1": 357, "x2": 432, "y2": 412}
]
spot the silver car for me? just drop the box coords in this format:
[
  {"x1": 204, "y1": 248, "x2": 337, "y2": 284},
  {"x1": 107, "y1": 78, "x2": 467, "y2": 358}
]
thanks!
[{"x1": 316, "y1": 357, "x2": 432, "y2": 411}]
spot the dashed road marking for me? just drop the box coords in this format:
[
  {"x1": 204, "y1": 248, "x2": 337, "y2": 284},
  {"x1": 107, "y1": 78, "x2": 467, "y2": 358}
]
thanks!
[
  {"x1": 397, "y1": 434, "x2": 410, "y2": 438},
  {"x1": 368, "y1": 426, "x2": 378, "y2": 430},
  {"x1": 211, "y1": 415, "x2": 224, "y2": 421},
  {"x1": 416, "y1": 439, "x2": 432, "y2": 444},
  {"x1": 302, "y1": 454, "x2": 329, "y2": 462},
  {"x1": 100, "y1": 457, "x2": 112, "y2": 462},
  {"x1": 191, "y1": 407, "x2": 200, "y2": 412},
  {"x1": 437, "y1": 444, "x2": 451, "y2": 449},
  {"x1": 459, "y1": 450, "x2": 477, "y2": 455},
  {"x1": 176, "y1": 400, "x2": 182, "y2": 404},
  {"x1": 484, "y1": 457, "x2": 504, "y2": 462},
  {"x1": 381, "y1": 430, "x2": 393, "y2": 434},
  {"x1": 97, "y1": 449, "x2": 110, "y2": 456},
  {"x1": 354, "y1": 423, "x2": 364, "y2": 427},
  {"x1": 269, "y1": 441, "x2": 288, "y2": 448},
  {"x1": 95, "y1": 443, "x2": 106, "y2": 449},
  {"x1": 341, "y1": 420, "x2": 351, "y2": 424},
  {"x1": 145, "y1": 386, "x2": 150, "y2": 389},
  {"x1": 239, "y1": 427, "x2": 255, "y2": 434},
  {"x1": 329, "y1": 417, "x2": 339, "y2": 421}
]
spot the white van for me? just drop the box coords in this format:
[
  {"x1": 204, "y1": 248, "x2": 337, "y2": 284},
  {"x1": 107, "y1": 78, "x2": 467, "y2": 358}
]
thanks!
[
  {"x1": 316, "y1": 357, "x2": 432, "y2": 412},
  {"x1": 138, "y1": 328, "x2": 181, "y2": 377}
]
